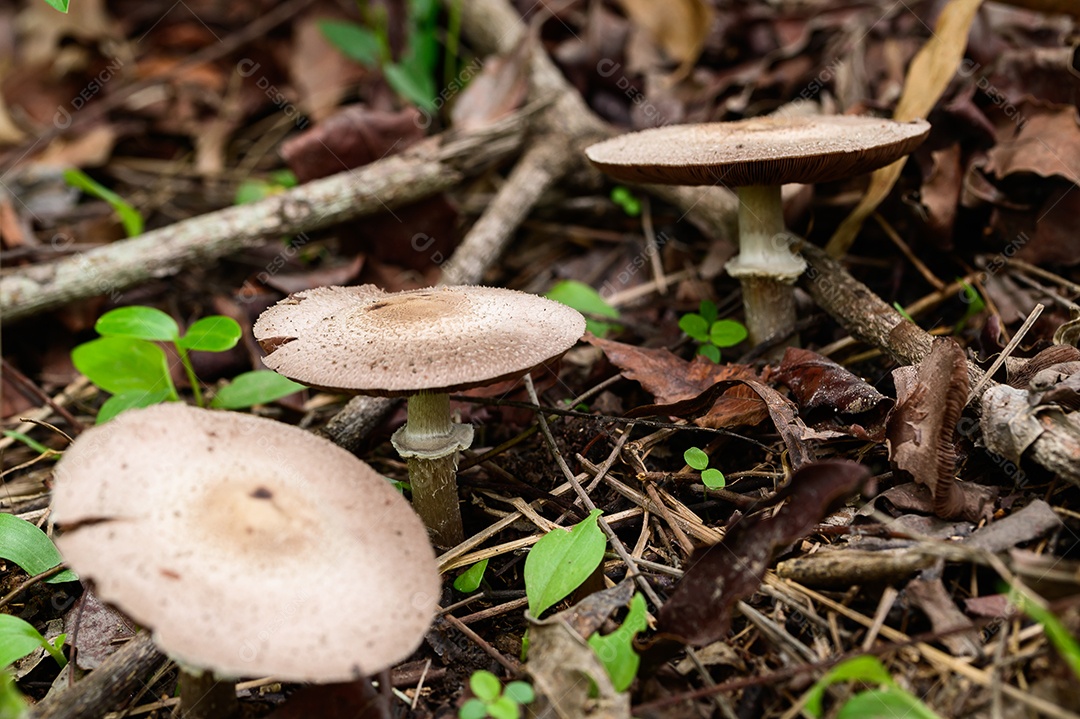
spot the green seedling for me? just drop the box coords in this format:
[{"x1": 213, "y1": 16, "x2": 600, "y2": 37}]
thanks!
[
  {"x1": 72, "y1": 306, "x2": 303, "y2": 422},
  {"x1": 63, "y1": 168, "x2": 144, "y2": 237},
  {"x1": 524, "y1": 509, "x2": 606, "y2": 618},
  {"x1": 320, "y1": 0, "x2": 446, "y2": 113},
  {"x1": 679, "y1": 300, "x2": 747, "y2": 363},
  {"x1": 1008, "y1": 585, "x2": 1080, "y2": 680},
  {"x1": 955, "y1": 279, "x2": 986, "y2": 334},
  {"x1": 1, "y1": 431, "x2": 54, "y2": 458},
  {"x1": 684, "y1": 447, "x2": 725, "y2": 489},
  {"x1": 588, "y1": 592, "x2": 648, "y2": 692},
  {"x1": 892, "y1": 302, "x2": 915, "y2": 323},
  {"x1": 459, "y1": 671, "x2": 534, "y2": 719},
  {"x1": 234, "y1": 170, "x2": 298, "y2": 205},
  {"x1": 545, "y1": 280, "x2": 620, "y2": 337},
  {"x1": 610, "y1": 186, "x2": 641, "y2": 217},
  {"x1": 0, "y1": 615, "x2": 66, "y2": 671},
  {"x1": 41, "y1": 0, "x2": 67, "y2": 12},
  {"x1": 802, "y1": 655, "x2": 941, "y2": 719},
  {"x1": 0, "y1": 669, "x2": 28, "y2": 719},
  {"x1": 453, "y1": 558, "x2": 489, "y2": 594},
  {"x1": 0, "y1": 514, "x2": 76, "y2": 584}
]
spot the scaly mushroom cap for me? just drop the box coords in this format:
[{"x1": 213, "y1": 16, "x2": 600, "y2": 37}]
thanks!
[
  {"x1": 253, "y1": 285, "x2": 587, "y2": 397},
  {"x1": 51, "y1": 404, "x2": 440, "y2": 681},
  {"x1": 584, "y1": 116, "x2": 931, "y2": 186}
]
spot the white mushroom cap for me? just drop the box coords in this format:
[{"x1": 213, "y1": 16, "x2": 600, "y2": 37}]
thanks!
[
  {"x1": 253, "y1": 285, "x2": 587, "y2": 397},
  {"x1": 584, "y1": 116, "x2": 931, "y2": 187},
  {"x1": 51, "y1": 403, "x2": 440, "y2": 682}
]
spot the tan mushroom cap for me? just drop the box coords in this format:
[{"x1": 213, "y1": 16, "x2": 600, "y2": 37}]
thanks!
[
  {"x1": 253, "y1": 285, "x2": 587, "y2": 397},
  {"x1": 51, "y1": 403, "x2": 440, "y2": 682},
  {"x1": 584, "y1": 116, "x2": 931, "y2": 187}
]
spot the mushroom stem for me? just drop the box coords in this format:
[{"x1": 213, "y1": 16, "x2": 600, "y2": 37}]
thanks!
[
  {"x1": 178, "y1": 669, "x2": 237, "y2": 719},
  {"x1": 725, "y1": 184, "x2": 806, "y2": 346},
  {"x1": 392, "y1": 392, "x2": 472, "y2": 548}
]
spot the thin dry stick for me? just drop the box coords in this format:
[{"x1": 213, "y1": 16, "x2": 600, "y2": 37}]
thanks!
[
  {"x1": 968, "y1": 302, "x2": 1043, "y2": 402},
  {"x1": 873, "y1": 213, "x2": 945, "y2": 290},
  {"x1": 522, "y1": 375, "x2": 663, "y2": 609},
  {"x1": 440, "y1": 612, "x2": 521, "y2": 673}
]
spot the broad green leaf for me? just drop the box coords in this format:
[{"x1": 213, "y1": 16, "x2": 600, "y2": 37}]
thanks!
[
  {"x1": 72, "y1": 338, "x2": 174, "y2": 396},
  {"x1": 701, "y1": 468, "x2": 726, "y2": 489},
  {"x1": 177, "y1": 316, "x2": 242, "y2": 352},
  {"x1": 524, "y1": 509, "x2": 606, "y2": 617},
  {"x1": 0, "y1": 515, "x2": 76, "y2": 583},
  {"x1": 699, "y1": 300, "x2": 718, "y2": 326},
  {"x1": 0, "y1": 615, "x2": 65, "y2": 669},
  {"x1": 469, "y1": 670, "x2": 502, "y2": 703},
  {"x1": 683, "y1": 447, "x2": 708, "y2": 471},
  {"x1": 384, "y1": 62, "x2": 436, "y2": 112},
  {"x1": 97, "y1": 389, "x2": 173, "y2": 424},
  {"x1": 210, "y1": 371, "x2": 303, "y2": 409},
  {"x1": 95, "y1": 306, "x2": 179, "y2": 342},
  {"x1": 709, "y1": 319, "x2": 748, "y2": 348},
  {"x1": 486, "y1": 696, "x2": 519, "y2": 719},
  {"x1": 234, "y1": 179, "x2": 276, "y2": 205},
  {"x1": 458, "y1": 698, "x2": 487, "y2": 719},
  {"x1": 588, "y1": 592, "x2": 648, "y2": 691},
  {"x1": 318, "y1": 20, "x2": 381, "y2": 66},
  {"x1": 698, "y1": 344, "x2": 720, "y2": 363},
  {"x1": 62, "y1": 168, "x2": 143, "y2": 237},
  {"x1": 0, "y1": 670, "x2": 28, "y2": 719},
  {"x1": 837, "y1": 688, "x2": 942, "y2": 719},
  {"x1": 678, "y1": 314, "x2": 709, "y2": 342},
  {"x1": 503, "y1": 681, "x2": 534, "y2": 705},
  {"x1": 546, "y1": 280, "x2": 620, "y2": 337},
  {"x1": 453, "y1": 558, "x2": 488, "y2": 594},
  {"x1": 42, "y1": 0, "x2": 69, "y2": 11},
  {"x1": 804, "y1": 656, "x2": 896, "y2": 716}
]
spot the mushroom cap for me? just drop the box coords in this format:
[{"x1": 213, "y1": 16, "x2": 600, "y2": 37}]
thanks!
[
  {"x1": 253, "y1": 285, "x2": 587, "y2": 397},
  {"x1": 51, "y1": 403, "x2": 440, "y2": 682},
  {"x1": 584, "y1": 116, "x2": 931, "y2": 187}
]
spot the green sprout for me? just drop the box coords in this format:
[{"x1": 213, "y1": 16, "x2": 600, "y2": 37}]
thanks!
[
  {"x1": 955, "y1": 279, "x2": 986, "y2": 334},
  {"x1": 63, "y1": 168, "x2": 144, "y2": 237},
  {"x1": 802, "y1": 655, "x2": 941, "y2": 719},
  {"x1": 610, "y1": 186, "x2": 642, "y2": 217},
  {"x1": 684, "y1": 447, "x2": 725, "y2": 489},
  {"x1": 545, "y1": 280, "x2": 621, "y2": 337},
  {"x1": 678, "y1": 300, "x2": 748, "y2": 363},
  {"x1": 72, "y1": 306, "x2": 303, "y2": 423},
  {"x1": 459, "y1": 671, "x2": 534, "y2": 719}
]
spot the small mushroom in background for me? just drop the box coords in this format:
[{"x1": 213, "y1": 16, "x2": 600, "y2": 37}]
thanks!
[
  {"x1": 50, "y1": 403, "x2": 440, "y2": 719},
  {"x1": 253, "y1": 284, "x2": 586, "y2": 548},
  {"x1": 584, "y1": 116, "x2": 931, "y2": 347}
]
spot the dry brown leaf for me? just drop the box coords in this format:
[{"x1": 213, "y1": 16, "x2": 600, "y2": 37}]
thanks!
[
  {"x1": 450, "y1": 42, "x2": 529, "y2": 132},
  {"x1": 614, "y1": 0, "x2": 713, "y2": 74},
  {"x1": 289, "y1": 14, "x2": 370, "y2": 124},
  {"x1": 827, "y1": 0, "x2": 985, "y2": 256}
]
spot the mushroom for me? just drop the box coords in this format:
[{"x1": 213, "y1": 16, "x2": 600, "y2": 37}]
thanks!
[
  {"x1": 50, "y1": 403, "x2": 440, "y2": 719},
  {"x1": 584, "y1": 115, "x2": 931, "y2": 346},
  {"x1": 253, "y1": 285, "x2": 586, "y2": 548}
]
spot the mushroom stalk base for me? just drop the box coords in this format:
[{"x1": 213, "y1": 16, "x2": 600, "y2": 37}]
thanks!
[
  {"x1": 179, "y1": 669, "x2": 237, "y2": 719},
  {"x1": 407, "y1": 453, "x2": 466, "y2": 547},
  {"x1": 739, "y1": 275, "x2": 798, "y2": 350},
  {"x1": 392, "y1": 393, "x2": 473, "y2": 548}
]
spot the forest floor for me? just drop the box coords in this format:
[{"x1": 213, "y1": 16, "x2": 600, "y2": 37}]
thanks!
[{"x1": 3, "y1": 0, "x2": 1080, "y2": 717}]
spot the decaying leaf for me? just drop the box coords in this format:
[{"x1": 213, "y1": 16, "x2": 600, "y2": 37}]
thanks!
[
  {"x1": 526, "y1": 595, "x2": 631, "y2": 719},
  {"x1": 773, "y1": 347, "x2": 893, "y2": 440},
  {"x1": 887, "y1": 338, "x2": 982, "y2": 521},
  {"x1": 450, "y1": 41, "x2": 529, "y2": 132},
  {"x1": 656, "y1": 460, "x2": 871, "y2": 647},
  {"x1": 984, "y1": 103, "x2": 1080, "y2": 181},
  {"x1": 827, "y1": 0, "x2": 985, "y2": 255},
  {"x1": 614, "y1": 0, "x2": 713, "y2": 73},
  {"x1": 586, "y1": 336, "x2": 768, "y2": 427}
]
